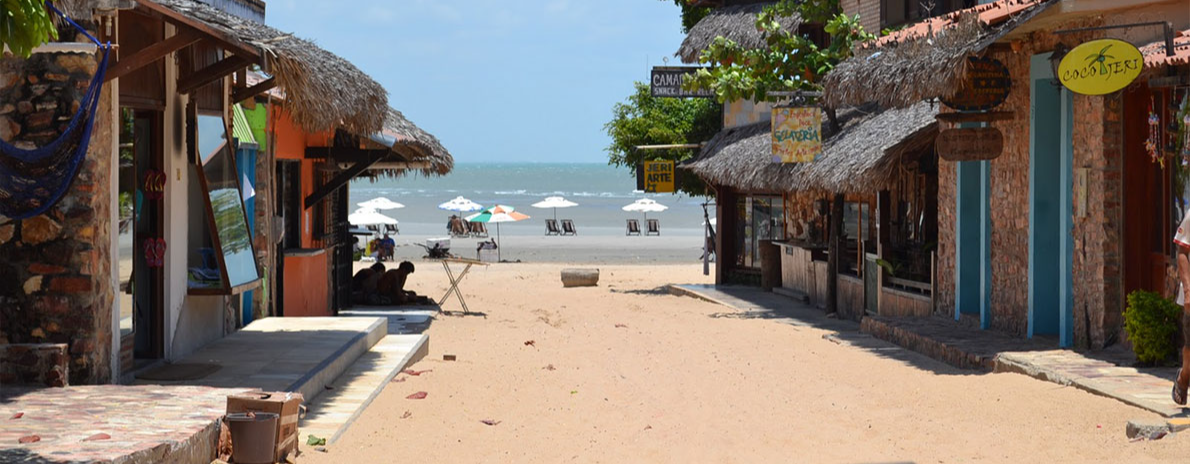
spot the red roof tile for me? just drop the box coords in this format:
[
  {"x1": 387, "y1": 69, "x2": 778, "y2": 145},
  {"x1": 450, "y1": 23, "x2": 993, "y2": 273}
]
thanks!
[
  {"x1": 872, "y1": 0, "x2": 1050, "y2": 47},
  {"x1": 1140, "y1": 30, "x2": 1190, "y2": 68}
]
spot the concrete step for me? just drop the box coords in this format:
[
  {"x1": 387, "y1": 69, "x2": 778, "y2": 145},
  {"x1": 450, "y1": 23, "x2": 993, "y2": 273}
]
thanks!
[
  {"x1": 300, "y1": 334, "x2": 429, "y2": 444},
  {"x1": 287, "y1": 317, "x2": 389, "y2": 404}
]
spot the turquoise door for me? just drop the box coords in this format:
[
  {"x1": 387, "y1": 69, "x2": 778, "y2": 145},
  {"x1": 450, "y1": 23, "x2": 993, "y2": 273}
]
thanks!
[{"x1": 1028, "y1": 52, "x2": 1074, "y2": 347}]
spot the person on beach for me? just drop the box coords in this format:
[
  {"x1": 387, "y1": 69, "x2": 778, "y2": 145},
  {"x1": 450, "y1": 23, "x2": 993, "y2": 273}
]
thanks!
[
  {"x1": 380, "y1": 234, "x2": 395, "y2": 261},
  {"x1": 352, "y1": 262, "x2": 386, "y2": 304},
  {"x1": 1173, "y1": 213, "x2": 1190, "y2": 405},
  {"x1": 376, "y1": 261, "x2": 426, "y2": 305}
]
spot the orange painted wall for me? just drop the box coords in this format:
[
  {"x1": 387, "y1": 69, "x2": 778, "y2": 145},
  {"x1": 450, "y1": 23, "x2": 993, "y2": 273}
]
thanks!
[
  {"x1": 282, "y1": 252, "x2": 330, "y2": 316},
  {"x1": 270, "y1": 107, "x2": 336, "y2": 316}
]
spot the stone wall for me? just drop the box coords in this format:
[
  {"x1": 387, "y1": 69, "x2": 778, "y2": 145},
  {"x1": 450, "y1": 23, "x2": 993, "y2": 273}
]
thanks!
[
  {"x1": 0, "y1": 48, "x2": 114, "y2": 384},
  {"x1": 935, "y1": 20, "x2": 1123, "y2": 348},
  {"x1": 0, "y1": 343, "x2": 68, "y2": 387}
]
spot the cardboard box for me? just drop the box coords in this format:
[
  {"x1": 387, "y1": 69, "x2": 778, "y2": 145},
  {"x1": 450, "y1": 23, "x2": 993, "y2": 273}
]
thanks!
[{"x1": 227, "y1": 391, "x2": 304, "y2": 462}]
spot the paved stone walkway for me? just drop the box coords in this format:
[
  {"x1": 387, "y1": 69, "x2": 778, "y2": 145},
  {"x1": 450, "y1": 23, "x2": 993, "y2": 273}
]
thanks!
[
  {"x1": 0, "y1": 385, "x2": 247, "y2": 463},
  {"x1": 673, "y1": 284, "x2": 1190, "y2": 420}
]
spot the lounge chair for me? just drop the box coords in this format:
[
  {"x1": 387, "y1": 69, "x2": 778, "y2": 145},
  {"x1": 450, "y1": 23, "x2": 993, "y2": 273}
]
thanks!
[
  {"x1": 646, "y1": 219, "x2": 660, "y2": 236},
  {"x1": 450, "y1": 217, "x2": 470, "y2": 237},
  {"x1": 626, "y1": 219, "x2": 641, "y2": 236},
  {"x1": 561, "y1": 219, "x2": 577, "y2": 236},
  {"x1": 383, "y1": 224, "x2": 398, "y2": 235},
  {"x1": 545, "y1": 219, "x2": 561, "y2": 236},
  {"x1": 470, "y1": 222, "x2": 489, "y2": 238}
]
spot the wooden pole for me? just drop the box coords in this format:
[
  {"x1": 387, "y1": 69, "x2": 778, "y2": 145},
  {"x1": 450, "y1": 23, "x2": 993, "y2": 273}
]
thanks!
[{"x1": 827, "y1": 193, "x2": 844, "y2": 315}]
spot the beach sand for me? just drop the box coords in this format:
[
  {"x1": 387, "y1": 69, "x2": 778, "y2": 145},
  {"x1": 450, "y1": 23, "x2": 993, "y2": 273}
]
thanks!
[
  {"x1": 381, "y1": 231, "x2": 709, "y2": 265},
  {"x1": 304, "y1": 262, "x2": 1190, "y2": 463}
]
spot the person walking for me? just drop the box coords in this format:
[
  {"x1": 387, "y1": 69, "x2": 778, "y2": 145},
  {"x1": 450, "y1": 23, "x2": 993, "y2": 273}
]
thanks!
[{"x1": 1172, "y1": 213, "x2": 1190, "y2": 405}]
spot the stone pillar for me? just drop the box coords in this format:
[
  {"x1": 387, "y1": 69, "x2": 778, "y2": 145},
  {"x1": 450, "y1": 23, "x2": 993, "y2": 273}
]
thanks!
[{"x1": 0, "y1": 47, "x2": 114, "y2": 385}]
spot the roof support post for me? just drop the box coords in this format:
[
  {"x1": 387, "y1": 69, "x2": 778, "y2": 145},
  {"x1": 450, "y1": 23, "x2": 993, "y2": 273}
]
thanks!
[
  {"x1": 106, "y1": 27, "x2": 203, "y2": 82},
  {"x1": 177, "y1": 55, "x2": 252, "y2": 94},
  {"x1": 232, "y1": 77, "x2": 276, "y2": 103},
  {"x1": 827, "y1": 193, "x2": 844, "y2": 316}
]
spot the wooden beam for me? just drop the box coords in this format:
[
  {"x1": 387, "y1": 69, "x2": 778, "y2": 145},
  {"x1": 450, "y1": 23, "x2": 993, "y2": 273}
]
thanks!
[
  {"x1": 304, "y1": 146, "x2": 391, "y2": 162},
  {"x1": 305, "y1": 152, "x2": 387, "y2": 209},
  {"x1": 935, "y1": 111, "x2": 1015, "y2": 124},
  {"x1": 232, "y1": 76, "x2": 276, "y2": 103},
  {"x1": 106, "y1": 28, "x2": 202, "y2": 82},
  {"x1": 177, "y1": 55, "x2": 251, "y2": 94},
  {"x1": 134, "y1": 0, "x2": 260, "y2": 60}
]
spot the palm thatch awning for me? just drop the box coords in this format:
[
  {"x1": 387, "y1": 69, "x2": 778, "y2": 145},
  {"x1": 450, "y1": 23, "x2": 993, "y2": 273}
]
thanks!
[
  {"x1": 675, "y1": 2, "x2": 801, "y2": 64},
  {"x1": 822, "y1": 0, "x2": 1056, "y2": 109},
  {"x1": 144, "y1": 0, "x2": 389, "y2": 135},
  {"x1": 363, "y1": 107, "x2": 454, "y2": 177},
  {"x1": 683, "y1": 102, "x2": 938, "y2": 194}
]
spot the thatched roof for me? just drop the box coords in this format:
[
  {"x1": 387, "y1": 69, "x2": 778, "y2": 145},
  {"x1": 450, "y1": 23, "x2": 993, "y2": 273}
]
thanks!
[
  {"x1": 683, "y1": 102, "x2": 938, "y2": 194},
  {"x1": 365, "y1": 107, "x2": 454, "y2": 177},
  {"x1": 822, "y1": 0, "x2": 1056, "y2": 109},
  {"x1": 149, "y1": 0, "x2": 389, "y2": 135},
  {"x1": 675, "y1": 2, "x2": 801, "y2": 64}
]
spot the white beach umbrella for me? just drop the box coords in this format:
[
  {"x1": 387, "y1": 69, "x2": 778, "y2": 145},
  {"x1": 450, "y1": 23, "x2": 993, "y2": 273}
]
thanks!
[
  {"x1": 438, "y1": 196, "x2": 484, "y2": 212},
  {"x1": 622, "y1": 198, "x2": 669, "y2": 221},
  {"x1": 349, "y1": 208, "x2": 398, "y2": 227},
  {"x1": 357, "y1": 197, "x2": 405, "y2": 210},
  {"x1": 531, "y1": 196, "x2": 579, "y2": 222}
]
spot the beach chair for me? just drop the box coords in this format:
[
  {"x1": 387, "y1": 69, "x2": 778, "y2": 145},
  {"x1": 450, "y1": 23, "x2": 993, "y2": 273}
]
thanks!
[
  {"x1": 470, "y1": 222, "x2": 489, "y2": 238},
  {"x1": 545, "y1": 219, "x2": 561, "y2": 236},
  {"x1": 626, "y1": 219, "x2": 641, "y2": 236},
  {"x1": 646, "y1": 219, "x2": 660, "y2": 236},
  {"x1": 561, "y1": 219, "x2": 577, "y2": 236},
  {"x1": 383, "y1": 224, "x2": 398, "y2": 235}
]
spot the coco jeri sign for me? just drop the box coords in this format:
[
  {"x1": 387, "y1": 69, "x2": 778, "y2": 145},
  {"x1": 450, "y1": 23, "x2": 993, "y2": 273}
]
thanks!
[{"x1": 1058, "y1": 38, "x2": 1144, "y2": 96}]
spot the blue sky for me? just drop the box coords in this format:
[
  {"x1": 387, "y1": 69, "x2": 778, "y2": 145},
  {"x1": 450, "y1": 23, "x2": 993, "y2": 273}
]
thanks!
[{"x1": 266, "y1": 0, "x2": 688, "y2": 164}]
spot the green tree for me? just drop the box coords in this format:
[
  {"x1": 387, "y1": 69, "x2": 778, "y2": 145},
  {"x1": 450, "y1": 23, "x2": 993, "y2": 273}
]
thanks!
[
  {"x1": 666, "y1": 0, "x2": 709, "y2": 34},
  {"x1": 685, "y1": 0, "x2": 874, "y2": 105},
  {"x1": 1, "y1": 0, "x2": 57, "y2": 58},
  {"x1": 604, "y1": 82, "x2": 721, "y2": 196}
]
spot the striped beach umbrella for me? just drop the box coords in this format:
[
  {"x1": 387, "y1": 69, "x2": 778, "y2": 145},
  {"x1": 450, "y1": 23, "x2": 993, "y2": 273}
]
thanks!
[{"x1": 465, "y1": 205, "x2": 529, "y2": 262}]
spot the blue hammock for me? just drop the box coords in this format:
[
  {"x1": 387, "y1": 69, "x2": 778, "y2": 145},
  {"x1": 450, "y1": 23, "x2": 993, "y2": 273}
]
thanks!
[{"x1": 0, "y1": 2, "x2": 110, "y2": 220}]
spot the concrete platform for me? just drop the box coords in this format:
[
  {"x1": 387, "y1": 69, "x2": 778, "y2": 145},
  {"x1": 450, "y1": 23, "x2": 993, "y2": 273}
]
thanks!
[
  {"x1": 134, "y1": 316, "x2": 387, "y2": 405},
  {"x1": 300, "y1": 334, "x2": 429, "y2": 443},
  {"x1": 0, "y1": 385, "x2": 247, "y2": 463}
]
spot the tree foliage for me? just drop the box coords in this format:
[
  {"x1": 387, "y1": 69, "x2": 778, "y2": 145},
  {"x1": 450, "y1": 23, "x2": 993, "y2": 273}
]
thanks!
[
  {"x1": 685, "y1": 0, "x2": 874, "y2": 103},
  {"x1": 1, "y1": 0, "x2": 57, "y2": 58},
  {"x1": 666, "y1": 0, "x2": 709, "y2": 35},
  {"x1": 604, "y1": 82, "x2": 721, "y2": 196}
]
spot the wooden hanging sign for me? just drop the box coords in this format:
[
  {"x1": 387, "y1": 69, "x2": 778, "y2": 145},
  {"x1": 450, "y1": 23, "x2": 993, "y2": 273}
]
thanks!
[
  {"x1": 941, "y1": 57, "x2": 1012, "y2": 112},
  {"x1": 936, "y1": 127, "x2": 1004, "y2": 162}
]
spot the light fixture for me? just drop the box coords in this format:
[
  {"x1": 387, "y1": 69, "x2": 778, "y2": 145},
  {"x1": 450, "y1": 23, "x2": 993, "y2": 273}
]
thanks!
[{"x1": 1049, "y1": 43, "x2": 1071, "y2": 89}]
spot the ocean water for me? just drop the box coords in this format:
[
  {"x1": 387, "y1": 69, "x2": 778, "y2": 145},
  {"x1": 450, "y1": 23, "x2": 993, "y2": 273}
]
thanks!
[{"x1": 348, "y1": 163, "x2": 714, "y2": 237}]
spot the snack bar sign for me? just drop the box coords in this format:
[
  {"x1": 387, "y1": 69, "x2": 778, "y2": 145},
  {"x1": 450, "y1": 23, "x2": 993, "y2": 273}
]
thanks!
[
  {"x1": 771, "y1": 107, "x2": 822, "y2": 163},
  {"x1": 1058, "y1": 38, "x2": 1144, "y2": 96},
  {"x1": 650, "y1": 67, "x2": 714, "y2": 98}
]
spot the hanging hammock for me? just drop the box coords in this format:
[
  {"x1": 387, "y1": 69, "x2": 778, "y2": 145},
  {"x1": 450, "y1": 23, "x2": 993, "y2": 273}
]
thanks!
[{"x1": 0, "y1": 2, "x2": 110, "y2": 220}]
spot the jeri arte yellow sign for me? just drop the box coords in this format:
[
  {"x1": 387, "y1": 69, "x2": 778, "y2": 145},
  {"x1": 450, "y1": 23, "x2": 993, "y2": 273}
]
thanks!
[
  {"x1": 643, "y1": 160, "x2": 674, "y2": 193},
  {"x1": 1058, "y1": 39, "x2": 1144, "y2": 96}
]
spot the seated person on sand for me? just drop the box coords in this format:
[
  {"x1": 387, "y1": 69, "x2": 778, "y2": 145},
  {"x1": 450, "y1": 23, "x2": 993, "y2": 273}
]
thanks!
[
  {"x1": 351, "y1": 262, "x2": 386, "y2": 304},
  {"x1": 449, "y1": 216, "x2": 469, "y2": 236},
  {"x1": 376, "y1": 261, "x2": 430, "y2": 305}
]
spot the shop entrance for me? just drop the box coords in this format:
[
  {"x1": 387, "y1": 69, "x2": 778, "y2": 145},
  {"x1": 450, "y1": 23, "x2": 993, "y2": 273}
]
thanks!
[
  {"x1": 954, "y1": 159, "x2": 989, "y2": 328},
  {"x1": 118, "y1": 108, "x2": 165, "y2": 364},
  {"x1": 1123, "y1": 85, "x2": 1172, "y2": 299}
]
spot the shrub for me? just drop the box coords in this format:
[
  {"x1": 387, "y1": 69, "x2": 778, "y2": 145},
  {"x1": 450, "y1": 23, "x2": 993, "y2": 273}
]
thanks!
[{"x1": 1124, "y1": 290, "x2": 1183, "y2": 365}]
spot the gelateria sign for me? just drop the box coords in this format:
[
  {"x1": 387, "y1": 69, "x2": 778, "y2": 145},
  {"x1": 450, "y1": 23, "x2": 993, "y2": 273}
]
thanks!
[
  {"x1": 1058, "y1": 39, "x2": 1144, "y2": 95},
  {"x1": 771, "y1": 107, "x2": 822, "y2": 163}
]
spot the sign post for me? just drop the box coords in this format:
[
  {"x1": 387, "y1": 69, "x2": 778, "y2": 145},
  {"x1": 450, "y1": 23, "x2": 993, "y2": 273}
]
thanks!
[
  {"x1": 650, "y1": 66, "x2": 714, "y2": 98},
  {"x1": 642, "y1": 160, "x2": 675, "y2": 193},
  {"x1": 1058, "y1": 38, "x2": 1144, "y2": 95}
]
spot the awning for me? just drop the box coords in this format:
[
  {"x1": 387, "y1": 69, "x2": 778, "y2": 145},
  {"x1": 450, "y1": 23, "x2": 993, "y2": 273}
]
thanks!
[
  {"x1": 363, "y1": 108, "x2": 454, "y2": 177},
  {"x1": 822, "y1": 0, "x2": 1057, "y2": 109},
  {"x1": 683, "y1": 102, "x2": 938, "y2": 194},
  {"x1": 134, "y1": 0, "x2": 388, "y2": 135},
  {"x1": 674, "y1": 2, "x2": 801, "y2": 64},
  {"x1": 231, "y1": 104, "x2": 257, "y2": 150}
]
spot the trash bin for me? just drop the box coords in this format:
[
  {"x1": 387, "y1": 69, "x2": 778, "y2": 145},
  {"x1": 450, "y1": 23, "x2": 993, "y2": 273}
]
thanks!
[{"x1": 226, "y1": 412, "x2": 279, "y2": 464}]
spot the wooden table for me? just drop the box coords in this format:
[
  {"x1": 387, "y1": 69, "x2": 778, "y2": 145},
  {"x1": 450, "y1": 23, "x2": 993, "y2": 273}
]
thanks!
[{"x1": 437, "y1": 257, "x2": 488, "y2": 315}]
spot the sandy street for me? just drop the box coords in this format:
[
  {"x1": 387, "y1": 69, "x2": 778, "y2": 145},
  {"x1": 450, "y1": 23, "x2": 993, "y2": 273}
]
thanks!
[{"x1": 304, "y1": 262, "x2": 1190, "y2": 463}]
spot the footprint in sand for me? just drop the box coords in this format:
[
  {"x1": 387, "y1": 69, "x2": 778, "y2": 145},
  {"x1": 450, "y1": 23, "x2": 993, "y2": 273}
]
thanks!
[{"x1": 532, "y1": 308, "x2": 565, "y2": 328}]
